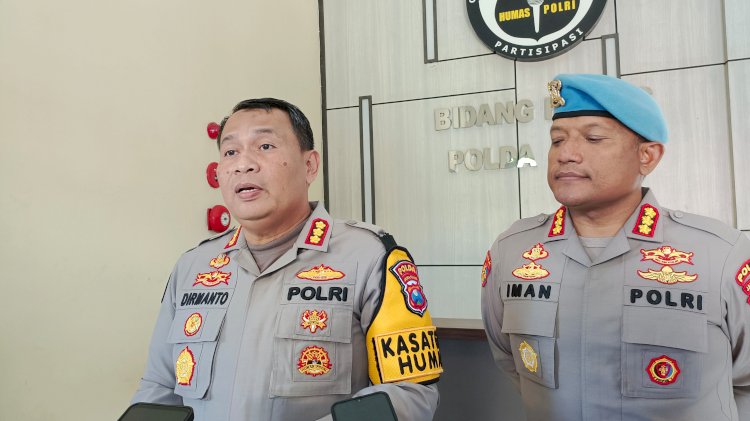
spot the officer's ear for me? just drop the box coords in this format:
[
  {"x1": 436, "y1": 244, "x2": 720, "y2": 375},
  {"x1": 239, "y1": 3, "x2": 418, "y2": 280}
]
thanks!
[{"x1": 638, "y1": 140, "x2": 664, "y2": 176}]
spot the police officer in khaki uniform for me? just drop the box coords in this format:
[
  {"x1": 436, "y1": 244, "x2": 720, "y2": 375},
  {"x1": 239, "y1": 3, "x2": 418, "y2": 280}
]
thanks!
[
  {"x1": 131, "y1": 98, "x2": 441, "y2": 420},
  {"x1": 481, "y1": 74, "x2": 750, "y2": 420}
]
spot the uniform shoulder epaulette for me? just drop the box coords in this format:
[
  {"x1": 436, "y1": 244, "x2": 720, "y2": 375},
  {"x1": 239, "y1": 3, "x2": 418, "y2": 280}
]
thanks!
[
  {"x1": 667, "y1": 210, "x2": 741, "y2": 245},
  {"x1": 495, "y1": 213, "x2": 550, "y2": 243},
  {"x1": 343, "y1": 220, "x2": 397, "y2": 250},
  {"x1": 195, "y1": 226, "x2": 238, "y2": 248}
]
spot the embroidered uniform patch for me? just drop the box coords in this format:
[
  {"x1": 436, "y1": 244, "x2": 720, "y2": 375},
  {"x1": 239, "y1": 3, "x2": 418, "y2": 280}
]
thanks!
[
  {"x1": 296, "y1": 264, "x2": 345, "y2": 281},
  {"x1": 647, "y1": 355, "x2": 680, "y2": 385},
  {"x1": 735, "y1": 259, "x2": 750, "y2": 304},
  {"x1": 633, "y1": 204, "x2": 659, "y2": 237},
  {"x1": 518, "y1": 341, "x2": 538, "y2": 373},
  {"x1": 512, "y1": 243, "x2": 550, "y2": 280},
  {"x1": 175, "y1": 346, "x2": 196, "y2": 386},
  {"x1": 183, "y1": 313, "x2": 203, "y2": 337},
  {"x1": 389, "y1": 260, "x2": 428, "y2": 316},
  {"x1": 224, "y1": 227, "x2": 241, "y2": 249},
  {"x1": 548, "y1": 207, "x2": 566, "y2": 237},
  {"x1": 300, "y1": 310, "x2": 328, "y2": 333},
  {"x1": 305, "y1": 219, "x2": 329, "y2": 245},
  {"x1": 297, "y1": 345, "x2": 332, "y2": 377},
  {"x1": 637, "y1": 245, "x2": 697, "y2": 284},
  {"x1": 209, "y1": 253, "x2": 230, "y2": 269},
  {"x1": 372, "y1": 326, "x2": 442, "y2": 383},
  {"x1": 481, "y1": 251, "x2": 492, "y2": 288},
  {"x1": 193, "y1": 270, "x2": 232, "y2": 287}
]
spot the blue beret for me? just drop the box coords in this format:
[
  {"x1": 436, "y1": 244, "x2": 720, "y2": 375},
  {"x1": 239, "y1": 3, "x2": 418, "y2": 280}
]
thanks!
[{"x1": 548, "y1": 74, "x2": 668, "y2": 143}]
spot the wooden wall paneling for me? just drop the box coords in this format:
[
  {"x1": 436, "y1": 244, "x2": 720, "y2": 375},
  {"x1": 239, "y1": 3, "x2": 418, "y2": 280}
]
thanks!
[
  {"x1": 583, "y1": 0, "x2": 616, "y2": 40},
  {"x1": 625, "y1": 66, "x2": 734, "y2": 225},
  {"x1": 325, "y1": 108, "x2": 363, "y2": 221},
  {"x1": 725, "y1": 0, "x2": 750, "y2": 60},
  {"x1": 370, "y1": 92, "x2": 521, "y2": 265},
  {"x1": 617, "y1": 0, "x2": 726, "y2": 74},
  {"x1": 515, "y1": 39, "x2": 605, "y2": 218},
  {"x1": 435, "y1": 0, "x2": 493, "y2": 60},
  {"x1": 323, "y1": 0, "x2": 515, "y2": 109},
  {"x1": 728, "y1": 60, "x2": 750, "y2": 229},
  {"x1": 419, "y1": 266, "x2": 483, "y2": 320}
]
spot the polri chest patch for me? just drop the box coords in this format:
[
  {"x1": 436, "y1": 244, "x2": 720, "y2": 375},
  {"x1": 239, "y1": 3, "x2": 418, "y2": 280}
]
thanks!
[
  {"x1": 646, "y1": 355, "x2": 680, "y2": 385},
  {"x1": 637, "y1": 245, "x2": 697, "y2": 285},
  {"x1": 512, "y1": 243, "x2": 550, "y2": 280}
]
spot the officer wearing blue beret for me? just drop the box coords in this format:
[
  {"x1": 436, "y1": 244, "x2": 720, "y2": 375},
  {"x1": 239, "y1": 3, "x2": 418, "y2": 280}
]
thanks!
[{"x1": 482, "y1": 74, "x2": 750, "y2": 420}]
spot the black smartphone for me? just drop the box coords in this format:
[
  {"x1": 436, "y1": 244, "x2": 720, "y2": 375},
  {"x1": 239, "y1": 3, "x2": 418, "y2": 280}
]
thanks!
[
  {"x1": 118, "y1": 402, "x2": 194, "y2": 421},
  {"x1": 330, "y1": 391, "x2": 398, "y2": 421}
]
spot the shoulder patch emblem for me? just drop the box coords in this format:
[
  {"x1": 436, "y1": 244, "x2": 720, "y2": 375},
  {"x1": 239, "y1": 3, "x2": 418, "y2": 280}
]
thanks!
[
  {"x1": 193, "y1": 270, "x2": 232, "y2": 287},
  {"x1": 175, "y1": 346, "x2": 196, "y2": 386},
  {"x1": 224, "y1": 227, "x2": 241, "y2": 249},
  {"x1": 296, "y1": 264, "x2": 345, "y2": 281},
  {"x1": 300, "y1": 309, "x2": 328, "y2": 333},
  {"x1": 513, "y1": 243, "x2": 550, "y2": 280},
  {"x1": 548, "y1": 207, "x2": 566, "y2": 237},
  {"x1": 633, "y1": 204, "x2": 659, "y2": 237},
  {"x1": 647, "y1": 355, "x2": 680, "y2": 385},
  {"x1": 183, "y1": 313, "x2": 203, "y2": 337},
  {"x1": 481, "y1": 251, "x2": 492, "y2": 288},
  {"x1": 305, "y1": 219, "x2": 330, "y2": 246},
  {"x1": 735, "y1": 259, "x2": 750, "y2": 303},
  {"x1": 389, "y1": 260, "x2": 428, "y2": 316},
  {"x1": 518, "y1": 340, "x2": 539, "y2": 373},
  {"x1": 209, "y1": 253, "x2": 230, "y2": 269},
  {"x1": 297, "y1": 345, "x2": 332, "y2": 377},
  {"x1": 637, "y1": 245, "x2": 697, "y2": 284}
]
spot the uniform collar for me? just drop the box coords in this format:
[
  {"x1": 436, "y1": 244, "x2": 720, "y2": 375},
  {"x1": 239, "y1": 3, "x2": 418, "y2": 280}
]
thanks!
[{"x1": 624, "y1": 188, "x2": 663, "y2": 243}]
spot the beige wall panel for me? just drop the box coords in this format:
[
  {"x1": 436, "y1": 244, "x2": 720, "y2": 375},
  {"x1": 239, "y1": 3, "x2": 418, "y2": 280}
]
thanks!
[
  {"x1": 617, "y1": 0, "x2": 725, "y2": 74},
  {"x1": 369, "y1": 92, "x2": 520, "y2": 265},
  {"x1": 725, "y1": 0, "x2": 750, "y2": 59},
  {"x1": 326, "y1": 108, "x2": 363, "y2": 221},
  {"x1": 728, "y1": 60, "x2": 750, "y2": 229},
  {"x1": 583, "y1": 0, "x2": 616, "y2": 40},
  {"x1": 516, "y1": 40, "x2": 604, "y2": 218},
  {"x1": 323, "y1": 0, "x2": 515, "y2": 108},
  {"x1": 419, "y1": 266, "x2": 482, "y2": 320},
  {"x1": 625, "y1": 67, "x2": 733, "y2": 225},
  {"x1": 436, "y1": 0, "x2": 494, "y2": 60}
]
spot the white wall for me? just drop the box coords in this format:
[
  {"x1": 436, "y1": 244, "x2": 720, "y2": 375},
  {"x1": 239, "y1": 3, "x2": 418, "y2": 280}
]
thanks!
[{"x1": 0, "y1": 1, "x2": 321, "y2": 420}]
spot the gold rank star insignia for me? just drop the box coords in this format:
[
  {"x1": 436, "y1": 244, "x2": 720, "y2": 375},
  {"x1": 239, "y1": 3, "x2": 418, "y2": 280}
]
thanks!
[
  {"x1": 518, "y1": 341, "x2": 539, "y2": 373},
  {"x1": 547, "y1": 79, "x2": 565, "y2": 108},
  {"x1": 632, "y1": 204, "x2": 659, "y2": 237},
  {"x1": 305, "y1": 219, "x2": 330, "y2": 246}
]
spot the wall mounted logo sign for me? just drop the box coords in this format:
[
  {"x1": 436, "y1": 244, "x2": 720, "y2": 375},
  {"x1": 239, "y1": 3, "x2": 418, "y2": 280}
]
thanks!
[{"x1": 466, "y1": 0, "x2": 608, "y2": 61}]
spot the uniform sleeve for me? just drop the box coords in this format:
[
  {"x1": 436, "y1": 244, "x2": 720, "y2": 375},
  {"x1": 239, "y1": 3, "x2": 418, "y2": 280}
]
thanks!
[
  {"x1": 723, "y1": 233, "x2": 750, "y2": 417},
  {"x1": 131, "y1": 269, "x2": 182, "y2": 406},
  {"x1": 349, "y1": 247, "x2": 439, "y2": 421},
  {"x1": 481, "y1": 244, "x2": 520, "y2": 390}
]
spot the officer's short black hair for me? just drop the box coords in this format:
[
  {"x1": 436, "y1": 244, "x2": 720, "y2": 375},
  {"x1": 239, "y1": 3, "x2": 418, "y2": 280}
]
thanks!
[{"x1": 217, "y1": 98, "x2": 314, "y2": 151}]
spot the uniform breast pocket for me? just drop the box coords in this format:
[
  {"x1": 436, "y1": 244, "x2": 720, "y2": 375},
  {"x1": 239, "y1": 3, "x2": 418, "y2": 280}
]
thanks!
[
  {"x1": 501, "y1": 299, "x2": 559, "y2": 389},
  {"x1": 621, "y1": 306, "x2": 706, "y2": 399},
  {"x1": 270, "y1": 303, "x2": 354, "y2": 397},
  {"x1": 166, "y1": 308, "x2": 226, "y2": 400}
]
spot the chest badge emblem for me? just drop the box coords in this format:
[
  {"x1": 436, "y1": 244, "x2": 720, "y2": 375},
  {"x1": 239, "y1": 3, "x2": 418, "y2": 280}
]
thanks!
[
  {"x1": 183, "y1": 313, "x2": 203, "y2": 337},
  {"x1": 175, "y1": 346, "x2": 196, "y2": 386},
  {"x1": 301, "y1": 310, "x2": 328, "y2": 333},
  {"x1": 647, "y1": 355, "x2": 680, "y2": 385},
  {"x1": 193, "y1": 270, "x2": 232, "y2": 287},
  {"x1": 637, "y1": 245, "x2": 697, "y2": 284},
  {"x1": 512, "y1": 243, "x2": 550, "y2": 280},
  {"x1": 390, "y1": 260, "x2": 428, "y2": 316},
  {"x1": 296, "y1": 264, "x2": 345, "y2": 281},
  {"x1": 518, "y1": 341, "x2": 539, "y2": 373},
  {"x1": 297, "y1": 345, "x2": 332, "y2": 377},
  {"x1": 209, "y1": 253, "x2": 230, "y2": 269}
]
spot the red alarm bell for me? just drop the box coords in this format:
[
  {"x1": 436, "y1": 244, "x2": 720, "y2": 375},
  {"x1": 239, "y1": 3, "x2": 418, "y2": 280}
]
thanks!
[
  {"x1": 207, "y1": 122, "x2": 220, "y2": 140},
  {"x1": 207, "y1": 205, "x2": 231, "y2": 233},
  {"x1": 206, "y1": 162, "x2": 219, "y2": 188}
]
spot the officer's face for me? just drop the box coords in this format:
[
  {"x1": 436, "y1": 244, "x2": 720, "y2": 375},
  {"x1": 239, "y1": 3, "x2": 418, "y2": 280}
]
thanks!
[
  {"x1": 217, "y1": 109, "x2": 319, "y2": 237},
  {"x1": 547, "y1": 116, "x2": 656, "y2": 212}
]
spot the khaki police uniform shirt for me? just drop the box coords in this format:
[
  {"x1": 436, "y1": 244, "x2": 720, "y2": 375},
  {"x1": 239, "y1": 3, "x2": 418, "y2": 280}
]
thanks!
[
  {"x1": 132, "y1": 203, "x2": 438, "y2": 420},
  {"x1": 482, "y1": 189, "x2": 750, "y2": 420}
]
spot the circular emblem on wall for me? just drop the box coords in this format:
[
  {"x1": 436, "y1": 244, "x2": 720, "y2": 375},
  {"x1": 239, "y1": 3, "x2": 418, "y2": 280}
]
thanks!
[{"x1": 466, "y1": 0, "x2": 608, "y2": 61}]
